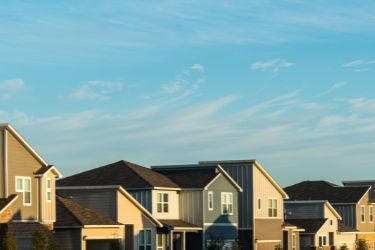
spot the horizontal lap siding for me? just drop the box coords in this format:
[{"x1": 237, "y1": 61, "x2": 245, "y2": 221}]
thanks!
[
  {"x1": 54, "y1": 229, "x2": 81, "y2": 250},
  {"x1": 285, "y1": 203, "x2": 324, "y2": 219}
]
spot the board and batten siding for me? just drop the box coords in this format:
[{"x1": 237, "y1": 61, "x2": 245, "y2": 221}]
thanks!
[
  {"x1": 285, "y1": 203, "x2": 324, "y2": 219},
  {"x1": 57, "y1": 188, "x2": 117, "y2": 220},
  {"x1": 40, "y1": 171, "x2": 56, "y2": 222},
  {"x1": 219, "y1": 164, "x2": 253, "y2": 229},
  {"x1": 151, "y1": 190, "x2": 179, "y2": 219},
  {"x1": 128, "y1": 190, "x2": 152, "y2": 212},
  {"x1": 179, "y1": 190, "x2": 203, "y2": 226},
  {"x1": 333, "y1": 204, "x2": 357, "y2": 229}
]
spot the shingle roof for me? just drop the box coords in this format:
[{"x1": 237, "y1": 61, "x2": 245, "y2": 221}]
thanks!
[
  {"x1": 34, "y1": 165, "x2": 54, "y2": 175},
  {"x1": 0, "y1": 194, "x2": 18, "y2": 213},
  {"x1": 55, "y1": 196, "x2": 121, "y2": 227},
  {"x1": 159, "y1": 219, "x2": 201, "y2": 229},
  {"x1": 57, "y1": 160, "x2": 179, "y2": 189},
  {"x1": 285, "y1": 219, "x2": 327, "y2": 233},
  {"x1": 338, "y1": 222, "x2": 358, "y2": 232},
  {"x1": 284, "y1": 181, "x2": 370, "y2": 203},
  {"x1": 153, "y1": 168, "x2": 219, "y2": 188}
]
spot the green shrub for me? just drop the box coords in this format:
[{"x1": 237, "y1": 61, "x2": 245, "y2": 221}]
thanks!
[
  {"x1": 2, "y1": 231, "x2": 17, "y2": 250},
  {"x1": 31, "y1": 230, "x2": 58, "y2": 250},
  {"x1": 356, "y1": 239, "x2": 368, "y2": 250},
  {"x1": 339, "y1": 244, "x2": 349, "y2": 250}
]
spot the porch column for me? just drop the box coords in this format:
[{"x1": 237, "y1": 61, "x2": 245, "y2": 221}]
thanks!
[
  {"x1": 169, "y1": 230, "x2": 174, "y2": 250},
  {"x1": 182, "y1": 232, "x2": 186, "y2": 250}
]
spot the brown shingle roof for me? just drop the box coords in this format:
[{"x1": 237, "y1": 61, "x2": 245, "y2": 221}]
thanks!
[
  {"x1": 57, "y1": 160, "x2": 179, "y2": 189},
  {"x1": 0, "y1": 194, "x2": 17, "y2": 213},
  {"x1": 338, "y1": 222, "x2": 358, "y2": 232},
  {"x1": 55, "y1": 196, "x2": 121, "y2": 227},
  {"x1": 34, "y1": 165, "x2": 53, "y2": 175},
  {"x1": 285, "y1": 181, "x2": 370, "y2": 203},
  {"x1": 159, "y1": 220, "x2": 201, "y2": 229},
  {"x1": 285, "y1": 219, "x2": 327, "y2": 233}
]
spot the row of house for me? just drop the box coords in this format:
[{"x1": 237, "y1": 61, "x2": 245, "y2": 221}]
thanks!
[{"x1": 0, "y1": 123, "x2": 375, "y2": 250}]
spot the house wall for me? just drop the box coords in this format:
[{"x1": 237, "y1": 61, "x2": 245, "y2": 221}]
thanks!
[
  {"x1": 314, "y1": 220, "x2": 336, "y2": 246},
  {"x1": 336, "y1": 233, "x2": 356, "y2": 250},
  {"x1": 7, "y1": 131, "x2": 42, "y2": 221},
  {"x1": 357, "y1": 193, "x2": 375, "y2": 232},
  {"x1": 128, "y1": 190, "x2": 152, "y2": 212},
  {"x1": 54, "y1": 228, "x2": 82, "y2": 250},
  {"x1": 179, "y1": 190, "x2": 203, "y2": 226},
  {"x1": 285, "y1": 203, "x2": 324, "y2": 219},
  {"x1": 299, "y1": 234, "x2": 314, "y2": 250},
  {"x1": 285, "y1": 230, "x2": 300, "y2": 250},
  {"x1": 40, "y1": 170, "x2": 56, "y2": 222},
  {"x1": 333, "y1": 204, "x2": 357, "y2": 229},
  {"x1": 151, "y1": 190, "x2": 179, "y2": 220},
  {"x1": 0, "y1": 129, "x2": 4, "y2": 198}
]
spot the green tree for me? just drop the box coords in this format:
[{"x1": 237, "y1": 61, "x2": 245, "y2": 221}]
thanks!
[
  {"x1": 2, "y1": 231, "x2": 17, "y2": 250},
  {"x1": 31, "y1": 230, "x2": 48, "y2": 250},
  {"x1": 356, "y1": 239, "x2": 368, "y2": 250},
  {"x1": 339, "y1": 244, "x2": 349, "y2": 250}
]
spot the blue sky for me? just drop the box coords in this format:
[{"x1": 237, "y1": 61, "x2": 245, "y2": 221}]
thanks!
[{"x1": 1, "y1": 1, "x2": 375, "y2": 186}]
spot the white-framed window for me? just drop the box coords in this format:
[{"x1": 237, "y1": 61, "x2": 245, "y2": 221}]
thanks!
[
  {"x1": 361, "y1": 205, "x2": 365, "y2": 223},
  {"x1": 292, "y1": 233, "x2": 296, "y2": 250},
  {"x1": 157, "y1": 233, "x2": 164, "y2": 250},
  {"x1": 370, "y1": 206, "x2": 374, "y2": 223},
  {"x1": 156, "y1": 192, "x2": 169, "y2": 213},
  {"x1": 15, "y1": 176, "x2": 31, "y2": 206},
  {"x1": 257, "y1": 198, "x2": 261, "y2": 210},
  {"x1": 46, "y1": 178, "x2": 52, "y2": 203},
  {"x1": 139, "y1": 229, "x2": 152, "y2": 250},
  {"x1": 268, "y1": 198, "x2": 278, "y2": 217},
  {"x1": 208, "y1": 191, "x2": 214, "y2": 211},
  {"x1": 318, "y1": 236, "x2": 327, "y2": 249},
  {"x1": 221, "y1": 192, "x2": 233, "y2": 215}
]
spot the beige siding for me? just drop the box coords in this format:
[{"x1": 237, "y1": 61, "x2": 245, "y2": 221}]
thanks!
[
  {"x1": 253, "y1": 165, "x2": 283, "y2": 219},
  {"x1": 40, "y1": 171, "x2": 56, "y2": 222},
  {"x1": 7, "y1": 131, "x2": 42, "y2": 221},
  {"x1": 357, "y1": 193, "x2": 375, "y2": 232},
  {"x1": 254, "y1": 218, "x2": 283, "y2": 241},
  {"x1": 81, "y1": 227, "x2": 125, "y2": 240},
  {"x1": 336, "y1": 233, "x2": 356, "y2": 250},
  {"x1": 151, "y1": 190, "x2": 179, "y2": 220},
  {"x1": 314, "y1": 220, "x2": 335, "y2": 246},
  {"x1": 0, "y1": 129, "x2": 4, "y2": 198},
  {"x1": 179, "y1": 190, "x2": 203, "y2": 226},
  {"x1": 117, "y1": 190, "x2": 157, "y2": 250}
]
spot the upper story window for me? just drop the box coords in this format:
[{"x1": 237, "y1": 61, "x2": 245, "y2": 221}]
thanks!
[
  {"x1": 361, "y1": 205, "x2": 365, "y2": 223},
  {"x1": 329, "y1": 219, "x2": 333, "y2": 226},
  {"x1": 15, "y1": 176, "x2": 31, "y2": 206},
  {"x1": 257, "y1": 198, "x2": 261, "y2": 210},
  {"x1": 221, "y1": 192, "x2": 233, "y2": 215},
  {"x1": 139, "y1": 229, "x2": 152, "y2": 250},
  {"x1": 208, "y1": 191, "x2": 214, "y2": 211},
  {"x1": 157, "y1": 233, "x2": 164, "y2": 250},
  {"x1": 156, "y1": 192, "x2": 169, "y2": 213},
  {"x1": 370, "y1": 206, "x2": 374, "y2": 223},
  {"x1": 46, "y1": 178, "x2": 52, "y2": 203},
  {"x1": 268, "y1": 198, "x2": 278, "y2": 217}
]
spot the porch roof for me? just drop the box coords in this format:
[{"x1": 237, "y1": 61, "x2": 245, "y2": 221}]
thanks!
[{"x1": 159, "y1": 219, "x2": 202, "y2": 230}]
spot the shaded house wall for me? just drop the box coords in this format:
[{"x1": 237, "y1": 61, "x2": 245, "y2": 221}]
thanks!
[
  {"x1": 128, "y1": 190, "x2": 152, "y2": 212},
  {"x1": 285, "y1": 203, "x2": 324, "y2": 219},
  {"x1": 179, "y1": 190, "x2": 203, "y2": 226}
]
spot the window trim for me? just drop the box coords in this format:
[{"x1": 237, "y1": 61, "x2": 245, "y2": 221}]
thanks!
[
  {"x1": 156, "y1": 192, "x2": 169, "y2": 213},
  {"x1": 139, "y1": 228, "x2": 152, "y2": 250},
  {"x1": 157, "y1": 233, "x2": 164, "y2": 250},
  {"x1": 46, "y1": 178, "x2": 52, "y2": 203},
  {"x1": 370, "y1": 206, "x2": 374, "y2": 223},
  {"x1": 268, "y1": 198, "x2": 278, "y2": 218},
  {"x1": 221, "y1": 192, "x2": 233, "y2": 215},
  {"x1": 208, "y1": 191, "x2": 214, "y2": 211},
  {"x1": 15, "y1": 176, "x2": 32, "y2": 206},
  {"x1": 292, "y1": 233, "x2": 296, "y2": 250},
  {"x1": 318, "y1": 235, "x2": 327, "y2": 249},
  {"x1": 361, "y1": 205, "x2": 366, "y2": 223},
  {"x1": 257, "y1": 197, "x2": 261, "y2": 210}
]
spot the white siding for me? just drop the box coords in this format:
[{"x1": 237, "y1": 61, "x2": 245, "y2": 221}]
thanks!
[{"x1": 151, "y1": 190, "x2": 179, "y2": 219}]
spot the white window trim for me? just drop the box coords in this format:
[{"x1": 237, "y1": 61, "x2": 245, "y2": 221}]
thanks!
[
  {"x1": 15, "y1": 176, "x2": 32, "y2": 206},
  {"x1": 318, "y1": 235, "x2": 327, "y2": 248},
  {"x1": 208, "y1": 191, "x2": 214, "y2": 211},
  {"x1": 361, "y1": 205, "x2": 366, "y2": 223},
  {"x1": 156, "y1": 192, "x2": 169, "y2": 214},
  {"x1": 46, "y1": 178, "x2": 52, "y2": 203},
  {"x1": 292, "y1": 233, "x2": 296, "y2": 250},
  {"x1": 268, "y1": 198, "x2": 278, "y2": 218},
  {"x1": 139, "y1": 229, "x2": 152, "y2": 249},
  {"x1": 257, "y1": 197, "x2": 261, "y2": 210},
  {"x1": 370, "y1": 206, "x2": 374, "y2": 223},
  {"x1": 221, "y1": 192, "x2": 233, "y2": 215},
  {"x1": 157, "y1": 233, "x2": 164, "y2": 250}
]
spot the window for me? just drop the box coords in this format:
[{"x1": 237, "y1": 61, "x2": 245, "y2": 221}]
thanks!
[
  {"x1": 268, "y1": 198, "x2": 278, "y2": 217},
  {"x1": 15, "y1": 177, "x2": 31, "y2": 206},
  {"x1": 139, "y1": 229, "x2": 152, "y2": 250},
  {"x1": 329, "y1": 219, "x2": 333, "y2": 226},
  {"x1": 318, "y1": 236, "x2": 327, "y2": 249},
  {"x1": 221, "y1": 192, "x2": 233, "y2": 215},
  {"x1": 208, "y1": 191, "x2": 214, "y2": 211},
  {"x1": 157, "y1": 234, "x2": 164, "y2": 250},
  {"x1": 46, "y1": 178, "x2": 51, "y2": 202},
  {"x1": 257, "y1": 198, "x2": 261, "y2": 210},
  {"x1": 361, "y1": 205, "x2": 365, "y2": 223},
  {"x1": 370, "y1": 206, "x2": 374, "y2": 223},
  {"x1": 292, "y1": 233, "x2": 296, "y2": 250},
  {"x1": 156, "y1": 193, "x2": 169, "y2": 213}
]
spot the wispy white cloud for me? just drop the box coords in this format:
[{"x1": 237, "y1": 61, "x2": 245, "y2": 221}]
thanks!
[
  {"x1": 318, "y1": 114, "x2": 359, "y2": 127},
  {"x1": 318, "y1": 82, "x2": 347, "y2": 96},
  {"x1": 343, "y1": 59, "x2": 375, "y2": 68},
  {"x1": 190, "y1": 64, "x2": 205, "y2": 72},
  {"x1": 0, "y1": 78, "x2": 25, "y2": 100},
  {"x1": 251, "y1": 59, "x2": 294, "y2": 73},
  {"x1": 349, "y1": 98, "x2": 375, "y2": 113},
  {"x1": 70, "y1": 80, "x2": 123, "y2": 101}
]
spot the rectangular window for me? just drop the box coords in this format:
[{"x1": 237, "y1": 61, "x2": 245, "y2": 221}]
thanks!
[
  {"x1": 361, "y1": 206, "x2": 365, "y2": 223},
  {"x1": 46, "y1": 178, "x2": 52, "y2": 202},
  {"x1": 208, "y1": 191, "x2": 214, "y2": 211},
  {"x1": 370, "y1": 206, "x2": 374, "y2": 223},
  {"x1": 15, "y1": 176, "x2": 31, "y2": 206},
  {"x1": 319, "y1": 236, "x2": 327, "y2": 249},
  {"x1": 157, "y1": 233, "x2": 164, "y2": 250},
  {"x1": 268, "y1": 198, "x2": 278, "y2": 217},
  {"x1": 221, "y1": 192, "x2": 233, "y2": 215},
  {"x1": 156, "y1": 193, "x2": 169, "y2": 213},
  {"x1": 329, "y1": 219, "x2": 333, "y2": 226},
  {"x1": 139, "y1": 229, "x2": 152, "y2": 250},
  {"x1": 257, "y1": 198, "x2": 261, "y2": 210},
  {"x1": 292, "y1": 234, "x2": 296, "y2": 250}
]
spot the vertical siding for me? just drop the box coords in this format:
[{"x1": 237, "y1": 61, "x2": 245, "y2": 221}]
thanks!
[
  {"x1": 333, "y1": 204, "x2": 356, "y2": 229},
  {"x1": 220, "y1": 164, "x2": 253, "y2": 229},
  {"x1": 40, "y1": 171, "x2": 56, "y2": 222},
  {"x1": 128, "y1": 190, "x2": 152, "y2": 212},
  {"x1": 179, "y1": 190, "x2": 203, "y2": 226},
  {"x1": 151, "y1": 190, "x2": 179, "y2": 219},
  {"x1": 285, "y1": 203, "x2": 324, "y2": 219},
  {"x1": 0, "y1": 129, "x2": 4, "y2": 198}
]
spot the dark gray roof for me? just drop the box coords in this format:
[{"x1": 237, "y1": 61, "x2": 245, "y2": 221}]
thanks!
[
  {"x1": 153, "y1": 168, "x2": 219, "y2": 188},
  {"x1": 285, "y1": 219, "x2": 327, "y2": 233},
  {"x1": 338, "y1": 222, "x2": 358, "y2": 232},
  {"x1": 285, "y1": 181, "x2": 370, "y2": 203},
  {"x1": 0, "y1": 194, "x2": 17, "y2": 212},
  {"x1": 159, "y1": 219, "x2": 201, "y2": 229},
  {"x1": 57, "y1": 160, "x2": 179, "y2": 189},
  {"x1": 34, "y1": 165, "x2": 54, "y2": 175},
  {"x1": 55, "y1": 196, "x2": 121, "y2": 227}
]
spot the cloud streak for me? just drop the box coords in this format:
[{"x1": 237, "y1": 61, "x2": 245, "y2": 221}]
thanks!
[
  {"x1": 70, "y1": 80, "x2": 123, "y2": 101},
  {"x1": 0, "y1": 78, "x2": 25, "y2": 100},
  {"x1": 251, "y1": 59, "x2": 294, "y2": 73}
]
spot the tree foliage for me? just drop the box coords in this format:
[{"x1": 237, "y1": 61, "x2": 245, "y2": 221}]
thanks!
[{"x1": 2, "y1": 231, "x2": 16, "y2": 250}]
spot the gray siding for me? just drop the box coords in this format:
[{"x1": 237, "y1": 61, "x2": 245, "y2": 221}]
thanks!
[
  {"x1": 333, "y1": 204, "x2": 357, "y2": 228},
  {"x1": 300, "y1": 235, "x2": 314, "y2": 250},
  {"x1": 220, "y1": 164, "x2": 253, "y2": 229},
  {"x1": 128, "y1": 190, "x2": 152, "y2": 212},
  {"x1": 54, "y1": 229, "x2": 81, "y2": 250},
  {"x1": 179, "y1": 190, "x2": 203, "y2": 226},
  {"x1": 285, "y1": 203, "x2": 324, "y2": 219},
  {"x1": 57, "y1": 189, "x2": 117, "y2": 220}
]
